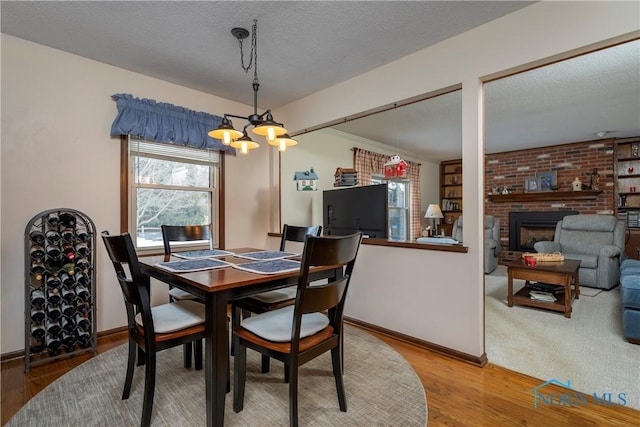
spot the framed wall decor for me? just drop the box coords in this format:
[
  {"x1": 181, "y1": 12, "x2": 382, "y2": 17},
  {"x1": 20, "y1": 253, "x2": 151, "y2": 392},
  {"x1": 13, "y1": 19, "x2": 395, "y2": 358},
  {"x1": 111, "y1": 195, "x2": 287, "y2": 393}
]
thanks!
[
  {"x1": 536, "y1": 170, "x2": 557, "y2": 192},
  {"x1": 524, "y1": 177, "x2": 539, "y2": 193}
]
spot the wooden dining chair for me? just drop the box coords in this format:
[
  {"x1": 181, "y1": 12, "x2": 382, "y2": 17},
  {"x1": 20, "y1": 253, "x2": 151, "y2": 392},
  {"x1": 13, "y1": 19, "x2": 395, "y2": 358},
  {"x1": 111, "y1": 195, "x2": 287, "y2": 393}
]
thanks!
[
  {"x1": 161, "y1": 224, "x2": 212, "y2": 368},
  {"x1": 231, "y1": 224, "x2": 321, "y2": 374},
  {"x1": 232, "y1": 232, "x2": 363, "y2": 427},
  {"x1": 101, "y1": 231, "x2": 206, "y2": 427}
]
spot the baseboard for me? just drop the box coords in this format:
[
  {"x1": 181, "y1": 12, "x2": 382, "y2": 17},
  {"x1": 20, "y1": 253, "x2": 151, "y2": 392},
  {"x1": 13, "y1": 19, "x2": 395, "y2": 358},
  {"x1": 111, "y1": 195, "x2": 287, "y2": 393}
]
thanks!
[
  {"x1": 626, "y1": 337, "x2": 640, "y2": 345},
  {"x1": 345, "y1": 316, "x2": 488, "y2": 367},
  {"x1": 1, "y1": 326, "x2": 128, "y2": 363}
]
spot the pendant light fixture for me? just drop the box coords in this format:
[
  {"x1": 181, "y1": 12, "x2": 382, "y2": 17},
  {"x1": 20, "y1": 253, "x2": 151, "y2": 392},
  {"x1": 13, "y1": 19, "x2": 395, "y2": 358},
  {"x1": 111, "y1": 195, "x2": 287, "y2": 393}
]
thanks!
[{"x1": 208, "y1": 19, "x2": 297, "y2": 154}]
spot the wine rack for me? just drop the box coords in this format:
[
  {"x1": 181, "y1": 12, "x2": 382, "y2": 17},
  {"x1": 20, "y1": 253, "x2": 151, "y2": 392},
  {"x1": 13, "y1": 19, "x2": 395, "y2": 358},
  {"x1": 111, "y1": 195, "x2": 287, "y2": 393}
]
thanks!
[{"x1": 24, "y1": 208, "x2": 97, "y2": 371}]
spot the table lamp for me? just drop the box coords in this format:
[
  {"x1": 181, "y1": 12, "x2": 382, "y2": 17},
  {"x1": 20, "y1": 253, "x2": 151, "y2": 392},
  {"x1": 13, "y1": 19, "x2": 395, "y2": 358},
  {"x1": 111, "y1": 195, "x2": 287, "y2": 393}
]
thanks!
[{"x1": 424, "y1": 204, "x2": 444, "y2": 237}]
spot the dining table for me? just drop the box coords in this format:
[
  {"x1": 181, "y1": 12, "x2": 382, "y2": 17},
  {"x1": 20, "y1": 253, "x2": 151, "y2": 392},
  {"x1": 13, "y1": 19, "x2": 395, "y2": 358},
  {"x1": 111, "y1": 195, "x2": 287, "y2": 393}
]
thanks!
[{"x1": 138, "y1": 247, "x2": 342, "y2": 427}]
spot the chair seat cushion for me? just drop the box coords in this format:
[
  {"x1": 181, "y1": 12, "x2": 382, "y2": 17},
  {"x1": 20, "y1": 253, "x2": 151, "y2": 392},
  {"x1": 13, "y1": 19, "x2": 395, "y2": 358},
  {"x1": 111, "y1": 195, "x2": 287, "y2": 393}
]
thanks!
[
  {"x1": 240, "y1": 305, "x2": 329, "y2": 342},
  {"x1": 168, "y1": 287, "x2": 199, "y2": 300},
  {"x1": 250, "y1": 286, "x2": 297, "y2": 304},
  {"x1": 135, "y1": 300, "x2": 205, "y2": 333}
]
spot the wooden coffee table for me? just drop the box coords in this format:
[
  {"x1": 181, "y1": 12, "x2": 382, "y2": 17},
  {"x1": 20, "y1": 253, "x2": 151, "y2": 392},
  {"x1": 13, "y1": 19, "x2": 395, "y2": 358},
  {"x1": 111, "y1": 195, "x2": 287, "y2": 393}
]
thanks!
[{"x1": 506, "y1": 258, "x2": 581, "y2": 318}]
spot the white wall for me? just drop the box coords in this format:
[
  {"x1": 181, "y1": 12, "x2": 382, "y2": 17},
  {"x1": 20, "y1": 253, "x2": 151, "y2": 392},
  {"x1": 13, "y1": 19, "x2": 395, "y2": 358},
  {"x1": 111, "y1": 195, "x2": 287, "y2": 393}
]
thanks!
[
  {"x1": 275, "y1": 1, "x2": 640, "y2": 357},
  {"x1": 280, "y1": 128, "x2": 439, "y2": 230},
  {"x1": 0, "y1": 35, "x2": 273, "y2": 353}
]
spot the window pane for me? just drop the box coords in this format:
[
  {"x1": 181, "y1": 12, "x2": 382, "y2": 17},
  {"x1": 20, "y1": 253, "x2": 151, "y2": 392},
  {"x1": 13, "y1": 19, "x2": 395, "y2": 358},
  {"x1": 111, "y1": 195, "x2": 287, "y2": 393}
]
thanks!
[
  {"x1": 388, "y1": 207, "x2": 407, "y2": 241},
  {"x1": 135, "y1": 156, "x2": 210, "y2": 187},
  {"x1": 136, "y1": 188, "x2": 211, "y2": 248}
]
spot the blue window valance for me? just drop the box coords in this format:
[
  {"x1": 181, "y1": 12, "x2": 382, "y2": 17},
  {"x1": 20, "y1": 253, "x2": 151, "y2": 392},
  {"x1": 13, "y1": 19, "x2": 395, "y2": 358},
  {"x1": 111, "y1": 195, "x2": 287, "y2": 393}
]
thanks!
[{"x1": 110, "y1": 93, "x2": 235, "y2": 154}]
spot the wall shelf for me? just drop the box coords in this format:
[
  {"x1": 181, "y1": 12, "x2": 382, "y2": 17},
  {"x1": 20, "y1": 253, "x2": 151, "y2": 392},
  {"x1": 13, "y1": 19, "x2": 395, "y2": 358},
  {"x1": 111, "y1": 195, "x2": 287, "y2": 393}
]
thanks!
[{"x1": 487, "y1": 190, "x2": 602, "y2": 203}]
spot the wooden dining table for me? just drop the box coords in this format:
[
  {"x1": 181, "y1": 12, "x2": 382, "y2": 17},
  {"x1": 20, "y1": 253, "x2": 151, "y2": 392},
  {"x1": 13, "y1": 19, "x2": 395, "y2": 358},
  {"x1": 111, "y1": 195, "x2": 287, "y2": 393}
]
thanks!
[{"x1": 138, "y1": 248, "x2": 342, "y2": 427}]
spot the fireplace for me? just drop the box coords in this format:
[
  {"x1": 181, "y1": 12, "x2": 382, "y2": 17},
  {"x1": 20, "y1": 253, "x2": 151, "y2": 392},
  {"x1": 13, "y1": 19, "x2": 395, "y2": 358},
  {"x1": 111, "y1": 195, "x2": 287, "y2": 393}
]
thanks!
[{"x1": 509, "y1": 211, "x2": 578, "y2": 252}]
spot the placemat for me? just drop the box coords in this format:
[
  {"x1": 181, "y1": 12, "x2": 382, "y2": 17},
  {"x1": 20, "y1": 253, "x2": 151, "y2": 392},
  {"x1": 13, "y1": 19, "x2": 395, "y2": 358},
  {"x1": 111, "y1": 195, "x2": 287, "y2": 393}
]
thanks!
[
  {"x1": 234, "y1": 250, "x2": 298, "y2": 261},
  {"x1": 231, "y1": 259, "x2": 301, "y2": 275},
  {"x1": 172, "y1": 249, "x2": 235, "y2": 259},
  {"x1": 155, "y1": 258, "x2": 232, "y2": 273}
]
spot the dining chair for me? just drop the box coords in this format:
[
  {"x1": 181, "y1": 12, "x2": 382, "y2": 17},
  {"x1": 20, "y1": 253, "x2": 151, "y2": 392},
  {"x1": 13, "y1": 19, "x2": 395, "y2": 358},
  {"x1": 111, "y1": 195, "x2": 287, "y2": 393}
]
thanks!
[
  {"x1": 231, "y1": 224, "x2": 322, "y2": 374},
  {"x1": 232, "y1": 232, "x2": 363, "y2": 427},
  {"x1": 101, "y1": 231, "x2": 206, "y2": 427},
  {"x1": 161, "y1": 224, "x2": 212, "y2": 368}
]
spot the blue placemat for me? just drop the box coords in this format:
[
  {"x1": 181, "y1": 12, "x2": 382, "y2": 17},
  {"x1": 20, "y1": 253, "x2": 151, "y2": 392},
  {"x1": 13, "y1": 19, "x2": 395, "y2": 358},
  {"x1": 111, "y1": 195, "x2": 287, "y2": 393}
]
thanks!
[
  {"x1": 235, "y1": 250, "x2": 298, "y2": 261},
  {"x1": 172, "y1": 249, "x2": 235, "y2": 259},
  {"x1": 155, "y1": 258, "x2": 232, "y2": 273},
  {"x1": 231, "y1": 259, "x2": 301, "y2": 275}
]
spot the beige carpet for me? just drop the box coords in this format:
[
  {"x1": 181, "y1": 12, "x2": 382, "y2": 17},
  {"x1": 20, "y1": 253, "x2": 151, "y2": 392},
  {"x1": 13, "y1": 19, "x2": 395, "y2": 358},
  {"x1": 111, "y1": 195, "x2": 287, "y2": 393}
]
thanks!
[
  {"x1": 486, "y1": 266, "x2": 640, "y2": 410},
  {"x1": 7, "y1": 325, "x2": 427, "y2": 426}
]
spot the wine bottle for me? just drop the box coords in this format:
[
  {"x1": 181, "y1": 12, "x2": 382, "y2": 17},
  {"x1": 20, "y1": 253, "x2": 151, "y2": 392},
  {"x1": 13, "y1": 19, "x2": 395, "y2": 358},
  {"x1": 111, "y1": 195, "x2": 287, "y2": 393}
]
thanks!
[
  {"x1": 74, "y1": 312, "x2": 90, "y2": 331},
  {"x1": 61, "y1": 301, "x2": 76, "y2": 317},
  {"x1": 45, "y1": 274, "x2": 62, "y2": 289},
  {"x1": 60, "y1": 263, "x2": 75, "y2": 276},
  {"x1": 30, "y1": 261, "x2": 46, "y2": 276},
  {"x1": 47, "y1": 288, "x2": 62, "y2": 305},
  {"x1": 47, "y1": 304, "x2": 62, "y2": 321},
  {"x1": 60, "y1": 330, "x2": 76, "y2": 350},
  {"x1": 59, "y1": 212, "x2": 76, "y2": 228},
  {"x1": 45, "y1": 229, "x2": 61, "y2": 244},
  {"x1": 61, "y1": 244, "x2": 75, "y2": 261},
  {"x1": 30, "y1": 245, "x2": 45, "y2": 261},
  {"x1": 30, "y1": 230, "x2": 46, "y2": 246},
  {"x1": 45, "y1": 244, "x2": 62, "y2": 260},
  {"x1": 61, "y1": 287, "x2": 76, "y2": 304},
  {"x1": 31, "y1": 289, "x2": 45, "y2": 307},
  {"x1": 75, "y1": 258, "x2": 91, "y2": 273},
  {"x1": 31, "y1": 322, "x2": 46, "y2": 339},
  {"x1": 75, "y1": 227, "x2": 90, "y2": 243},
  {"x1": 45, "y1": 319, "x2": 62, "y2": 336},
  {"x1": 60, "y1": 272, "x2": 75, "y2": 288},
  {"x1": 61, "y1": 227, "x2": 76, "y2": 243},
  {"x1": 75, "y1": 328, "x2": 92, "y2": 348},
  {"x1": 60, "y1": 316, "x2": 75, "y2": 333},
  {"x1": 74, "y1": 242, "x2": 90, "y2": 257},
  {"x1": 74, "y1": 284, "x2": 89, "y2": 302},
  {"x1": 46, "y1": 333, "x2": 62, "y2": 353},
  {"x1": 30, "y1": 307, "x2": 46, "y2": 323},
  {"x1": 75, "y1": 301, "x2": 90, "y2": 315},
  {"x1": 46, "y1": 212, "x2": 60, "y2": 227}
]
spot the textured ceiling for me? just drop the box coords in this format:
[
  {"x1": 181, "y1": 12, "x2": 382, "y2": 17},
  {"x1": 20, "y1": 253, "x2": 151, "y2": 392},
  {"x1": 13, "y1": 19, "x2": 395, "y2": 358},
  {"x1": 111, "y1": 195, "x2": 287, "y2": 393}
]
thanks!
[{"x1": 1, "y1": 1, "x2": 638, "y2": 161}]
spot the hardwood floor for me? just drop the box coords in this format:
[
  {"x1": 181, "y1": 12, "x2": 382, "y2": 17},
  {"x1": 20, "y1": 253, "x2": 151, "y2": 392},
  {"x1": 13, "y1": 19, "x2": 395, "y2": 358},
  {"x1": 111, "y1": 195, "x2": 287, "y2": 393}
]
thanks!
[{"x1": 2, "y1": 327, "x2": 638, "y2": 426}]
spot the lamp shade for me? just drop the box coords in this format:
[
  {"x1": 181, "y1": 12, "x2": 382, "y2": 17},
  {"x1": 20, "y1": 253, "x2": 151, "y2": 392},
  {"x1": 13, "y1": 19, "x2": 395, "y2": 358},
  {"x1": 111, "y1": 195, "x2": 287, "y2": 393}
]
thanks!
[
  {"x1": 270, "y1": 133, "x2": 298, "y2": 152},
  {"x1": 252, "y1": 113, "x2": 287, "y2": 141},
  {"x1": 208, "y1": 117, "x2": 243, "y2": 145},
  {"x1": 424, "y1": 204, "x2": 443, "y2": 219}
]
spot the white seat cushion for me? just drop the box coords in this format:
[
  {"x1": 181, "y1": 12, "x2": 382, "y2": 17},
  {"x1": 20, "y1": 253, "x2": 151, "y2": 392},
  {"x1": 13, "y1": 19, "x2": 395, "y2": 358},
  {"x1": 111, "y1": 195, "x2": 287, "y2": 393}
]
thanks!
[
  {"x1": 240, "y1": 305, "x2": 329, "y2": 342},
  {"x1": 168, "y1": 287, "x2": 198, "y2": 300},
  {"x1": 135, "y1": 300, "x2": 205, "y2": 334},
  {"x1": 251, "y1": 286, "x2": 297, "y2": 303}
]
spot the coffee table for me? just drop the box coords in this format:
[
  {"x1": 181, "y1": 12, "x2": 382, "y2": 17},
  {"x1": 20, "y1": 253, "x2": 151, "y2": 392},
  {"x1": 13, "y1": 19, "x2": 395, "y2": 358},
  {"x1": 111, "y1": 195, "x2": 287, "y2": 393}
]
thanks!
[{"x1": 506, "y1": 258, "x2": 581, "y2": 318}]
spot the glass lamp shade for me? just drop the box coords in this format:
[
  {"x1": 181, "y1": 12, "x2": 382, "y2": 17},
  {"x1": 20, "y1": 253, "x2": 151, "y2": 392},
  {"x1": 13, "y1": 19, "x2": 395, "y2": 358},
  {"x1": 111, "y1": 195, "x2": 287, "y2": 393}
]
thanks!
[
  {"x1": 230, "y1": 132, "x2": 260, "y2": 154},
  {"x1": 208, "y1": 118, "x2": 243, "y2": 145},
  {"x1": 252, "y1": 113, "x2": 287, "y2": 141},
  {"x1": 269, "y1": 133, "x2": 298, "y2": 152},
  {"x1": 424, "y1": 204, "x2": 444, "y2": 219}
]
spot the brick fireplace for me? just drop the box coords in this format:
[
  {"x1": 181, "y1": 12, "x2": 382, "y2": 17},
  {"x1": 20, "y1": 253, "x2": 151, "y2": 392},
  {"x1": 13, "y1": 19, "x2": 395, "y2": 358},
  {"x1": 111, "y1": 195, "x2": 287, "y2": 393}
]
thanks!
[{"x1": 508, "y1": 211, "x2": 578, "y2": 252}]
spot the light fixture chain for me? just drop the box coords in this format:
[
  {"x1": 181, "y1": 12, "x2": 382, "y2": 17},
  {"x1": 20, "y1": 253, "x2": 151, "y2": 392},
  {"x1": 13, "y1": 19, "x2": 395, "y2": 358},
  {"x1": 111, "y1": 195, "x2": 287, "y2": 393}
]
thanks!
[{"x1": 238, "y1": 19, "x2": 258, "y2": 84}]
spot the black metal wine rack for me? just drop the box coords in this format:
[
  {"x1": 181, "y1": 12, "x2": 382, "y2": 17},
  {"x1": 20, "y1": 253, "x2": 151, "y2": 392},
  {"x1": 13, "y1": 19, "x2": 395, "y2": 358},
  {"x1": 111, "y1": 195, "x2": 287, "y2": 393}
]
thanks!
[{"x1": 24, "y1": 208, "x2": 97, "y2": 371}]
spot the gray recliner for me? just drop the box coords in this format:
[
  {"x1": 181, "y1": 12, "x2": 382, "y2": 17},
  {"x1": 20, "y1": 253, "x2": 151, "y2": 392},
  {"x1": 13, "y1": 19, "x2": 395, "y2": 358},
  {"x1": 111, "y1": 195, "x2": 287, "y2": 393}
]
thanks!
[
  {"x1": 533, "y1": 214, "x2": 625, "y2": 290},
  {"x1": 452, "y1": 215, "x2": 502, "y2": 274}
]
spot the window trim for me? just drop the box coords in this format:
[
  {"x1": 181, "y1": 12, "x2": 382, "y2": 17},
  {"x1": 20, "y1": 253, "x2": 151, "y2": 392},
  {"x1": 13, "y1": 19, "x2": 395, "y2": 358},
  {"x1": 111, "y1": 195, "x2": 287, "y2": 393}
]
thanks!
[{"x1": 119, "y1": 135, "x2": 226, "y2": 251}]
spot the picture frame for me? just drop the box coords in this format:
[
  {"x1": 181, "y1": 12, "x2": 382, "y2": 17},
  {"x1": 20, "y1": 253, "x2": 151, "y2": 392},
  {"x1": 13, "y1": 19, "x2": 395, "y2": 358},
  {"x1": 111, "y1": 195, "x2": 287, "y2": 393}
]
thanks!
[
  {"x1": 536, "y1": 170, "x2": 557, "y2": 192},
  {"x1": 524, "y1": 177, "x2": 539, "y2": 193}
]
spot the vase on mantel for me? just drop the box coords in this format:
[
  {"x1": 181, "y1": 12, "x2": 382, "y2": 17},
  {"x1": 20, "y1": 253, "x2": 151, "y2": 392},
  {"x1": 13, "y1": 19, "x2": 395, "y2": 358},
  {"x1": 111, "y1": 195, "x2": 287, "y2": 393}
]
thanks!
[{"x1": 572, "y1": 177, "x2": 582, "y2": 191}]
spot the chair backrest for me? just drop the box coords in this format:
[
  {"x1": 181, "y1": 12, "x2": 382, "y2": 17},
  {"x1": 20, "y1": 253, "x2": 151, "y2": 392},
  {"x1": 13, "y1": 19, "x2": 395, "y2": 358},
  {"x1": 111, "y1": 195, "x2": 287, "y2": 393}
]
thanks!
[
  {"x1": 554, "y1": 214, "x2": 626, "y2": 255},
  {"x1": 101, "y1": 231, "x2": 155, "y2": 335},
  {"x1": 292, "y1": 233, "x2": 362, "y2": 339},
  {"x1": 280, "y1": 224, "x2": 322, "y2": 251},
  {"x1": 451, "y1": 215, "x2": 500, "y2": 243},
  {"x1": 161, "y1": 224, "x2": 213, "y2": 259}
]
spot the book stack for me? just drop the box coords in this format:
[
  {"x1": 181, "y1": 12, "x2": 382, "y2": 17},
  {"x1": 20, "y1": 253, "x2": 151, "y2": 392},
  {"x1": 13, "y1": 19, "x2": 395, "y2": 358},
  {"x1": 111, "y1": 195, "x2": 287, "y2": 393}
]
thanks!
[
  {"x1": 526, "y1": 281, "x2": 565, "y2": 294},
  {"x1": 334, "y1": 168, "x2": 358, "y2": 187},
  {"x1": 529, "y1": 291, "x2": 557, "y2": 302}
]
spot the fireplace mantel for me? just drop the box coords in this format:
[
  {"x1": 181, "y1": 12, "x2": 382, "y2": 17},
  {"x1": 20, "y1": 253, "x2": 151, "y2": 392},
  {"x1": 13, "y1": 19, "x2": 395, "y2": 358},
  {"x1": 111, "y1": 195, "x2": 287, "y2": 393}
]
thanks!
[{"x1": 487, "y1": 190, "x2": 602, "y2": 203}]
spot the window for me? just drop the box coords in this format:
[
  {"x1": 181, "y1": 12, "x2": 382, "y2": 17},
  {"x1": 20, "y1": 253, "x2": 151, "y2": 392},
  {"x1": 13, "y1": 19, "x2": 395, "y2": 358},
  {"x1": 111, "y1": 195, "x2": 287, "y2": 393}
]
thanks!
[
  {"x1": 372, "y1": 174, "x2": 411, "y2": 240},
  {"x1": 128, "y1": 138, "x2": 221, "y2": 250}
]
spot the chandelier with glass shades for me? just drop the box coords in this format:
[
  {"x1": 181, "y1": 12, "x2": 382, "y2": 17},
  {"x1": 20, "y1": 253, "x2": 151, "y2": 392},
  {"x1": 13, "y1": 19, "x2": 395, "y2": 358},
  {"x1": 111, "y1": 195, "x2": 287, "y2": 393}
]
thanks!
[{"x1": 208, "y1": 19, "x2": 297, "y2": 154}]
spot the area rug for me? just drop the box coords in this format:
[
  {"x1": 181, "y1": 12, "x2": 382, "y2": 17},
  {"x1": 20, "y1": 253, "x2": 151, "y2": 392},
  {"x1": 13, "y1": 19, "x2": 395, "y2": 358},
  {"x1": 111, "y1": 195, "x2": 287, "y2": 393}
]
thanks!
[
  {"x1": 486, "y1": 266, "x2": 640, "y2": 410},
  {"x1": 6, "y1": 325, "x2": 427, "y2": 426}
]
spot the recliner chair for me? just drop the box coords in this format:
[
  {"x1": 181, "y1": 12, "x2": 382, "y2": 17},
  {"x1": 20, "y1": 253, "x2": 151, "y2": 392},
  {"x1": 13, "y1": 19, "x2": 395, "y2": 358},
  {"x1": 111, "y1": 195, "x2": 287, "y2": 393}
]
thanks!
[
  {"x1": 533, "y1": 214, "x2": 625, "y2": 290},
  {"x1": 451, "y1": 215, "x2": 502, "y2": 274}
]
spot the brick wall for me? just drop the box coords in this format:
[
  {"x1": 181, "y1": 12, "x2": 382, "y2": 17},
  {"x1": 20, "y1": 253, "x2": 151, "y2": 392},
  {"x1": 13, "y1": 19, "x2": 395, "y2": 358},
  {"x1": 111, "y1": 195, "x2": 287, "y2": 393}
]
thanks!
[{"x1": 484, "y1": 138, "x2": 616, "y2": 252}]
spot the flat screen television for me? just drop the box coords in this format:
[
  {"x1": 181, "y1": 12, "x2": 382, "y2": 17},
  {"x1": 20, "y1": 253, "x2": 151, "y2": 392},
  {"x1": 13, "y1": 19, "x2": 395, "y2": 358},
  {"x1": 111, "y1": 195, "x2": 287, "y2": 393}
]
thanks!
[{"x1": 323, "y1": 184, "x2": 388, "y2": 238}]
